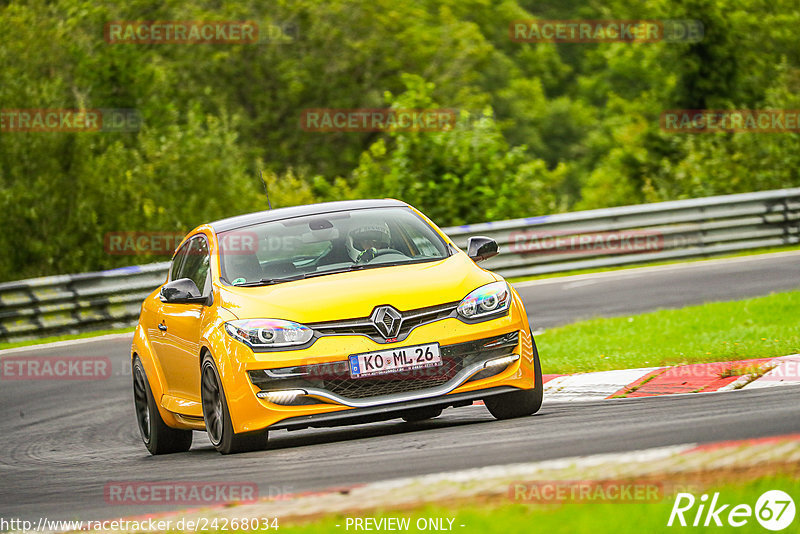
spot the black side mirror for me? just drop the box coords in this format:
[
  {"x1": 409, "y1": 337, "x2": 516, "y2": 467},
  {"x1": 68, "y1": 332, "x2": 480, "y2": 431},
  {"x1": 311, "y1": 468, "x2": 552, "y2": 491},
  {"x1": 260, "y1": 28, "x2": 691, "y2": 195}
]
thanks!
[
  {"x1": 467, "y1": 236, "x2": 499, "y2": 262},
  {"x1": 160, "y1": 278, "x2": 207, "y2": 304}
]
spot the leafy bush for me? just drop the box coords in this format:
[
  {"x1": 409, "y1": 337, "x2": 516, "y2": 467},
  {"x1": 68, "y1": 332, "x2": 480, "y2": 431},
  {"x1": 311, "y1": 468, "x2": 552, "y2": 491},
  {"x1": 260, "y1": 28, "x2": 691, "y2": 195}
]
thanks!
[{"x1": 1, "y1": 0, "x2": 798, "y2": 280}]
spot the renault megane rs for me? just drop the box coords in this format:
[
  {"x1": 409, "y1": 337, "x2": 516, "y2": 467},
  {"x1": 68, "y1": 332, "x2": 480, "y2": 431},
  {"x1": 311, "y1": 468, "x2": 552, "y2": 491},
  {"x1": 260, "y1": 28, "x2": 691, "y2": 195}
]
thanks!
[{"x1": 131, "y1": 199, "x2": 542, "y2": 454}]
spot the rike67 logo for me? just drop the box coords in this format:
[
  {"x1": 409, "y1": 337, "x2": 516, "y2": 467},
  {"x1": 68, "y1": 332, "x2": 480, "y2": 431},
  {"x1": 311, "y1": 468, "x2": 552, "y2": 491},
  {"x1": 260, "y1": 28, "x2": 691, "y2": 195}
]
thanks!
[{"x1": 668, "y1": 490, "x2": 795, "y2": 531}]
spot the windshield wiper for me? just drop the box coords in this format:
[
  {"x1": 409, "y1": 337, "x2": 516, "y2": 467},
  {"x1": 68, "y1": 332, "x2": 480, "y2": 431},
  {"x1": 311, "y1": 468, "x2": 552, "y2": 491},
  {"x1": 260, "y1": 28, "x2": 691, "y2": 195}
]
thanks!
[
  {"x1": 229, "y1": 269, "x2": 362, "y2": 287},
  {"x1": 302, "y1": 258, "x2": 441, "y2": 277},
  {"x1": 354, "y1": 257, "x2": 442, "y2": 270},
  {"x1": 299, "y1": 265, "x2": 369, "y2": 279},
  {"x1": 229, "y1": 258, "x2": 443, "y2": 287},
  {"x1": 229, "y1": 274, "x2": 306, "y2": 287}
]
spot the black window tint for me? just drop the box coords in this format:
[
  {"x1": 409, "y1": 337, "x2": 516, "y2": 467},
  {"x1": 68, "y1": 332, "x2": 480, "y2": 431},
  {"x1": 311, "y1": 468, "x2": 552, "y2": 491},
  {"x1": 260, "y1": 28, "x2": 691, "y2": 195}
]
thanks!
[
  {"x1": 219, "y1": 207, "x2": 449, "y2": 284},
  {"x1": 175, "y1": 236, "x2": 210, "y2": 293},
  {"x1": 170, "y1": 241, "x2": 191, "y2": 282}
]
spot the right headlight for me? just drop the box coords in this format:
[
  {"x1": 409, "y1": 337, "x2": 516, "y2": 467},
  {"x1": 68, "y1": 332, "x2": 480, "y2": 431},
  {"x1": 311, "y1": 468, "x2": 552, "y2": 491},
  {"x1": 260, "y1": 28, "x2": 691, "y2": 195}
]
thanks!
[
  {"x1": 457, "y1": 281, "x2": 511, "y2": 320},
  {"x1": 224, "y1": 319, "x2": 314, "y2": 348}
]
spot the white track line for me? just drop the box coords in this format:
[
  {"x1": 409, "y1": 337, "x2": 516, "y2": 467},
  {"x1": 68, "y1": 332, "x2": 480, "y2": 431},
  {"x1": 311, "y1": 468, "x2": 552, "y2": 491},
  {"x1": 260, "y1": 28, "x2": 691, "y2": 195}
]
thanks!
[
  {"x1": 543, "y1": 367, "x2": 659, "y2": 401},
  {"x1": 744, "y1": 354, "x2": 800, "y2": 389},
  {"x1": 0, "y1": 332, "x2": 133, "y2": 356}
]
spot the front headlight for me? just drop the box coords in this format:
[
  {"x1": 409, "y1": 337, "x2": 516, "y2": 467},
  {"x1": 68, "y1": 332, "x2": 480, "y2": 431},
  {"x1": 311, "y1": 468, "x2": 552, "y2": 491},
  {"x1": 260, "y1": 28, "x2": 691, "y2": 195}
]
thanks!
[
  {"x1": 224, "y1": 319, "x2": 313, "y2": 348},
  {"x1": 457, "y1": 281, "x2": 511, "y2": 320}
]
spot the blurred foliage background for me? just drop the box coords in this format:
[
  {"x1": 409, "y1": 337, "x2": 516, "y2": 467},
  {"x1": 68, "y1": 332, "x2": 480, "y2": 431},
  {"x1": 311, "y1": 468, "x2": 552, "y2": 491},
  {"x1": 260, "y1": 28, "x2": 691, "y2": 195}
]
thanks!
[{"x1": 1, "y1": 0, "x2": 799, "y2": 280}]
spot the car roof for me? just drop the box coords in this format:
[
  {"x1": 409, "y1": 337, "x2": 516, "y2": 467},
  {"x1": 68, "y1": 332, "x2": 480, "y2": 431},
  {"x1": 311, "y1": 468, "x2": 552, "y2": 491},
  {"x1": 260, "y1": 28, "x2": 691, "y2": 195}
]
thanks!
[{"x1": 208, "y1": 199, "x2": 409, "y2": 233}]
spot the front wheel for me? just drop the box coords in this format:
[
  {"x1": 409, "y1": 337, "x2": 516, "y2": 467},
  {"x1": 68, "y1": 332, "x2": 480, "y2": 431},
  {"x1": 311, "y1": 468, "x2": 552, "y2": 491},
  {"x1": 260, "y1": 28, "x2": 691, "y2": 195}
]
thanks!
[
  {"x1": 484, "y1": 333, "x2": 543, "y2": 420},
  {"x1": 201, "y1": 355, "x2": 267, "y2": 454},
  {"x1": 132, "y1": 357, "x2": 193, "y2": 455}
]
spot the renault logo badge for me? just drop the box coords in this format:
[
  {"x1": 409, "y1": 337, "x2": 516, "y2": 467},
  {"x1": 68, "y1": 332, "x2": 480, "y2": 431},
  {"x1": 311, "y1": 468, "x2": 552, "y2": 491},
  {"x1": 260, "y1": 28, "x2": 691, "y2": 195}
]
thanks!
[{"x1": 370, "y1": 306, "x2": 403, "y2": 339}]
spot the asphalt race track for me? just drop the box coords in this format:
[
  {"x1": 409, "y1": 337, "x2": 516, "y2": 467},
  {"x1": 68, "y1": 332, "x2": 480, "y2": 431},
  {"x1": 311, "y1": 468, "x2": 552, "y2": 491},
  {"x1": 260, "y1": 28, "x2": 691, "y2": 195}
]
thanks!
[{"x1": 2, "y1": 252, "x2": 799, "y2": 521}]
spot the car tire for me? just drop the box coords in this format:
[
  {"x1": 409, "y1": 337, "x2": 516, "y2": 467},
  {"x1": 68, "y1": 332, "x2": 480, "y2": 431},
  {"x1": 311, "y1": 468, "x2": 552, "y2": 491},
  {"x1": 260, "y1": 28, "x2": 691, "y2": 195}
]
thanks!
[
  {"x1": 201, "y1": 354, "x2": 267, "y2": 455},
  {"x1": 484, "y1": 332, "x2": 543, "y2": 420},
  {"x1": 401, "y1": 407, "x2": 443, "y2": 423},
  {"x1": 132, "y1": 356, "x2": 193, "y2": 455}
]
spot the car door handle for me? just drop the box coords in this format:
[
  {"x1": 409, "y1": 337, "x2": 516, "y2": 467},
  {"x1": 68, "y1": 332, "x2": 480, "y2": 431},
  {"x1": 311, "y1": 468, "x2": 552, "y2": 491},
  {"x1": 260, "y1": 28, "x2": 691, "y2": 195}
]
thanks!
[{"x1": 158, "y1": 323, "x2": 168, "y2": 332}]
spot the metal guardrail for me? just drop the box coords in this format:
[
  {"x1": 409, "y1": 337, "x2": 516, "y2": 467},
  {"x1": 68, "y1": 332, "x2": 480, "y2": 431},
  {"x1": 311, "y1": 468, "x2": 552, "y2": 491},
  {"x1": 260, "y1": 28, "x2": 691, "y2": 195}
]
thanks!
[
  {"x1": 1, "y1": 188, "x2": 798, "y2": 343},
  {"x1": 0, "y1": 263, "x2": 170, "y2": 344},
  {"x1": 448, "y1": 187, "x2": 800, "y2": 278}
]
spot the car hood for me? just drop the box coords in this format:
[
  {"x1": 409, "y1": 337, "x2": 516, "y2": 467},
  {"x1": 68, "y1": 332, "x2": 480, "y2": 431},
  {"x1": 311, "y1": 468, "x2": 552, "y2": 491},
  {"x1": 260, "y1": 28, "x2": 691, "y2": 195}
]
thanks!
[{"x1": 217, "y1": 253, "x2": 499, "y2": 323}]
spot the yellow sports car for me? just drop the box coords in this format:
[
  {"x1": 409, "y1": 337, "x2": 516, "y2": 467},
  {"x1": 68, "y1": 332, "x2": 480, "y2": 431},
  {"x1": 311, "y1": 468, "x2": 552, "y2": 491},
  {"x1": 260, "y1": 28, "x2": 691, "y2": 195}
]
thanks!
[{"x1": 131, "y1": 200, "x2": 542, "y2": 454}]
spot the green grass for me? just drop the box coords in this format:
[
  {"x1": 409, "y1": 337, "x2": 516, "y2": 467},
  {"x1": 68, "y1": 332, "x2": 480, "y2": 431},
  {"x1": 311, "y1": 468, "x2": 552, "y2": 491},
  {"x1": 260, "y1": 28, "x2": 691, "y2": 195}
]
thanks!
[
  {"x1": 537, "y1": 290, "x2": 800, "y2": 374},
  {"x1": 507, "y1": 244, "x2": 800, "y2": 284},
  {"x1": 265, "y1": 475, "x2": 799, "y2": 534},
  {"x1": 0, "y1": 326, "x2": 134, "y2": 351}
]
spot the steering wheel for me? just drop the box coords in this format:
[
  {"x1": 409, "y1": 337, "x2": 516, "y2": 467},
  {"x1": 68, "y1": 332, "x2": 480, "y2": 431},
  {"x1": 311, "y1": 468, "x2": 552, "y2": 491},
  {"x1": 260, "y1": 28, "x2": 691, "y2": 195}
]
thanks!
[{"x1": 357, "y1": 248, "x2": 406, "y2": 263}]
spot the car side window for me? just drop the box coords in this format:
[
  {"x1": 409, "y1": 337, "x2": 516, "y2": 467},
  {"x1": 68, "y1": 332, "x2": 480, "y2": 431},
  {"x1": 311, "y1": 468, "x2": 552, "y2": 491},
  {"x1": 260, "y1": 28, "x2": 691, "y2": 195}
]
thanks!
[
  {"x1": 395, "y1": 221, "x2": 441, "y2": 257},
  {"x1": 175, "y1": 236, "x2": 210, "y2": 294},
  {"x1": 170, "y1": 241, "x2": 191, "y2": 282}
]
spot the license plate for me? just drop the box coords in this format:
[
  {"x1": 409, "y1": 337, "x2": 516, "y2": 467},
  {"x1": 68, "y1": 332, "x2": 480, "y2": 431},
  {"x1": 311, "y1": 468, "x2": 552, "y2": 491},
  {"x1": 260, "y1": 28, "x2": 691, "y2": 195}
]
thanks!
[{"x1": 349, "y1": 343, "x2": 441, "y2": 378}]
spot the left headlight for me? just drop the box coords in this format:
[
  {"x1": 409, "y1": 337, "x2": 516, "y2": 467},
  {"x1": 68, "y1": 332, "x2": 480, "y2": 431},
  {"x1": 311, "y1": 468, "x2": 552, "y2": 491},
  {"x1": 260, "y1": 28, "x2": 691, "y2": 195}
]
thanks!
[
  {"x1": 457, "y1": 281, "x2": 511, "y2": 320},
  {"x1": 224, "y1": 319, "x2": 313, "y2": 348}
]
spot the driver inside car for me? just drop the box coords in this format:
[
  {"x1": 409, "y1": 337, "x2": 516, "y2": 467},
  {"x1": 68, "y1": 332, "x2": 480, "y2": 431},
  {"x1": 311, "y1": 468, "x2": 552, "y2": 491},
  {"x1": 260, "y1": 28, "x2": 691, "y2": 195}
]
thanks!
[{"x1": 346, "y1": 223, "x2": 392, "y2": 263}]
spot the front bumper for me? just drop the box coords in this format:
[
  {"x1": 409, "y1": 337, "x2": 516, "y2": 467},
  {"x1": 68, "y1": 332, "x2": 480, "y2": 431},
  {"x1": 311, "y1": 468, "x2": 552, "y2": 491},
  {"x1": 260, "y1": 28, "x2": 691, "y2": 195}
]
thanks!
[
  {"x1": 218, "y1": 296, "x2": 534, "y2": 433},
  {"x1": 269, "y1": 386, "x2": 520, "y2": 431},
  {"x1": 248, "y1": 331, "x2": 520, "y2": 408}
]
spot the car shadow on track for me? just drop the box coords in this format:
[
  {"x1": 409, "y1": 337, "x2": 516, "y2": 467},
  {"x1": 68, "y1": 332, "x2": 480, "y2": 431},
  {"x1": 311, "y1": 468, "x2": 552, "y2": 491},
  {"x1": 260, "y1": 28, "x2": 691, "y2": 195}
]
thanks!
[{"x1": 184, "y1": 406, "x2": 546, "y2": 455}]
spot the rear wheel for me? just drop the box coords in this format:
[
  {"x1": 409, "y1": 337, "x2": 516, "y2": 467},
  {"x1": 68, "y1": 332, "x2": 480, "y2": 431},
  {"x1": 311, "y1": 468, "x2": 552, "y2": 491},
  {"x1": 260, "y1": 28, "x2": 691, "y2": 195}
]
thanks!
[
  {"x1": 484, "y1": 333, "x2": 543, "y2": 420},
  {"x1": 401, "y1": 407, "x2": 443, "y2": 423},
  {"x1": 132, "y1": 357, "x2": 193, "y2": 455},
  {"x1": 201, "y1": 354, "x2": 267, "y2": 454}
]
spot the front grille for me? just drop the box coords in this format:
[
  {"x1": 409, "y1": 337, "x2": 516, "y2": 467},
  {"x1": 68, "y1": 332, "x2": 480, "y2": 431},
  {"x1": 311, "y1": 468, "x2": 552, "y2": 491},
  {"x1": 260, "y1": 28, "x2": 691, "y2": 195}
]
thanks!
[
  {"x1": 323, "y1": 374, "x2": 453, "y2": 399},
  {"x1": 308, "y1": 302, "x2": 458, "y2": 343},
  {"x1": 249, "y1": 331, "x2": 519, "y2": 402},
  {"x1": 321, "y1": 357, "x2": 459, "y2": 399}
]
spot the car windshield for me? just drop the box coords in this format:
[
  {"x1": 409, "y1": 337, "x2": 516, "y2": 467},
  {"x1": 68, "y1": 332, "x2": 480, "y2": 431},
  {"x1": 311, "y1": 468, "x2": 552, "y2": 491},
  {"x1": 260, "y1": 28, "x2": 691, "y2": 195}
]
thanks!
[{"x1": 218, "y1": 206, "x2": 450, "y2": 285}]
